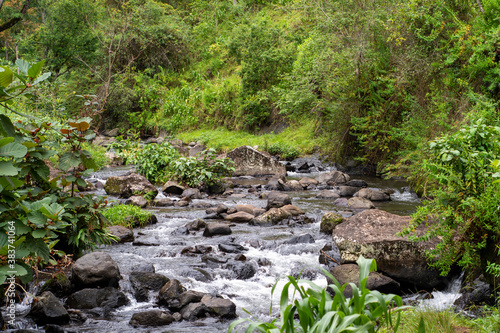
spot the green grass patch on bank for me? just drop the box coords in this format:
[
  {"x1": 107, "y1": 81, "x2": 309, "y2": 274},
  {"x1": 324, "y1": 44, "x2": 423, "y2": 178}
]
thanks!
[
  {"x1": 380, "y1": 308, "x2": 500, "y2": 333},
  {"x1": 176, "y1": 119, "x2": 319, "y2": 156},
  {"x1": 103, "y1": 204, "x2": 152, "y2": 228}
]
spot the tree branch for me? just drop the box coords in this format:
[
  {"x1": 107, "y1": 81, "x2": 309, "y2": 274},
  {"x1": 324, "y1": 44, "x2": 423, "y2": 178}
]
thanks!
[{"x1": 0, "y1": 0, "x2": 32, "y2": 33}]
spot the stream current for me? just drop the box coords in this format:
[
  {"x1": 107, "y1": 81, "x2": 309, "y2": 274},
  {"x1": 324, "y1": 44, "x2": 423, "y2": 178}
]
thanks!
[{"x1": 15, "y1": 164, "x2": 456, "y2": 332}]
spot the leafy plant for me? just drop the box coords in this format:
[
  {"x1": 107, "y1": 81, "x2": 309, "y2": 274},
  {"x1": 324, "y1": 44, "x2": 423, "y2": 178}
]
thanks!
[
  {"x1": 229, "y1": 256, "x2": 406, "y2": 333},
  {"x1": 401, "y1": 121, "x2": 500, "y2": 279},
  {"x1": 132, "y1": 142, "x2": 235, "y2": 188}
]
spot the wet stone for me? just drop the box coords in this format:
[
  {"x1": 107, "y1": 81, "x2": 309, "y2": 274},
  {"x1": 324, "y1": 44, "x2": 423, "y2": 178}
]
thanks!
[
  {"x1": 218, "y1": 243, "x2": 248, "y2": 253},
  {"x1": 129, "y1": 310, "x2": 174, "y2": 327},
  {"x1": 203, "y1": 223, "x2": 232, "y2": 237}
]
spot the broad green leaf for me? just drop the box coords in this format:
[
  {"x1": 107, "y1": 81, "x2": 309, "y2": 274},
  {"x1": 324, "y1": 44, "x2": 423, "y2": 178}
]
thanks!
[
  {"x1": 0, "y1": 115, "x2": 16, "y2": 138},
  {"x1": 0, "y1": 263, "x2": 28, "y2": 277},
  {"x1": 0, "y1": 66, "x2": 13, "y2": 88},
  {"x1": 0, "y1": 161, "x2": 18, "y2": 176},
  {"x1": 0, "y1": 232, "x2": 7, "y2": 249},
  {"x1": 15, "y1": 59, "x2": 30, "y2": 75},
  {"x1": 0, "y1": 176, "x2": 23, "y2": 189},
  {"x1": 28, "y1": 60, "x2": 45, "y2": 79},
  {"x1": 0, "y1": 141, "x2": 27, "y2": 158},
  {"x1": 33, "y1": 72, "x2": 51, "y2": 85},
  {"x1": 32, "y1": 229, "x2": 47, "y2": 238},
  {"x1": 0, "y1": 137, "x2": 14, "y2": 147},
  {"x1": 59, "y1": 152, "x2": 81, "y2": 171}
]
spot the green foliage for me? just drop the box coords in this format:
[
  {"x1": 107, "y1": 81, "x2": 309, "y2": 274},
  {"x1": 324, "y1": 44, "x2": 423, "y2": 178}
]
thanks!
[
  {"x1": 103, "y1": 204, "x2": 152, "y2": 228},
  {"x1": 82, "y1": 142, "x2": 110, "y2": 170},
  {"x1": 229, "y1": 256, "x2": 406, "y2": 333},
  {"x1": 0, "y1": 61, "x2": 115, "y2": 285},
  {"x1": 131, "y1": 141, "x2": 234, "y2": 187},
  {"x1": 401, "y1": 121, "x2": 500, "y2": 276}
]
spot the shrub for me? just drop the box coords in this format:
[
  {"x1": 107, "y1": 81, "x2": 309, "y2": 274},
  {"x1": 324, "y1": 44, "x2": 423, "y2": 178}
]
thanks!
[
  {"x1": 229, "y1": 256, "x2": 406, "y2": 333},
  {"x1": 131, "y1": 142, "x2": 235, "y2": 187},
  {"x1": 103, "y1": 205, "x2": 152, "y2": 228}
]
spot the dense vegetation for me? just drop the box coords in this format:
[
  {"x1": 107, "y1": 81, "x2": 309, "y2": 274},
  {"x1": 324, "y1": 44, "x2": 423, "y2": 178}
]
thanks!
[{"x1": 1, "y1": 0, "x2": 500, "y2": 330}]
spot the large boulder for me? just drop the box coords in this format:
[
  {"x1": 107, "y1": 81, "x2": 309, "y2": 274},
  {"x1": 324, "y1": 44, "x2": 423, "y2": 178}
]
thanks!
[
  {"x1": 29, "y1": 291, "x2": 69, "y2": 325},
  {"x1": 277, "y1": 179, "x2": 304, "y2": 191},
  {"x1": 328, "y1": 264, "x2": 401, "y2": 297},
  {"x1": 104, "y1": 173, "x2": 158, "y2": 199},
  {"x1": 333, "y1": 209, "x2": 444, "y2": 290},
  {"x1": 227, "y1": 146, "x2": 286, "y2": 177},
  {"x1": 72, "y1": 252, "x2": 121, "y2": 289}
]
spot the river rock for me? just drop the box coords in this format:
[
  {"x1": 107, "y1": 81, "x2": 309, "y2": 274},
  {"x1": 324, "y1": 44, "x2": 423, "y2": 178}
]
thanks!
[
  {"x1": 181, "y1": 188, "x2": 202, "y2": 199},
  {"x1": 333, "y1": 198, "x2": 349, "y2": 207},
  {"x1": 104, "y1": 173, "x2": 158, "y2": 199},
  {"x1": 179, "y1": 290, "x2": 206, "y2": 309},
  {"x1": 219, "y1": 243, "x2": 248, "y2": 253},
  {"x1": 38, "y1": 272, "x2": 72, "y2": 298},
  {"x1": 29, "y1": 291, "x2": 69, "y2": 325},
  {"x1": 158, "y1": 279, "x2": 186, "y2": 310},
  {"x1": 181, "y1": 302, "x2": 208, "y2": 321},
  {"x1": 284, "y1": 234, "x2": 315, "y2": 244},
  {"x1": 152, "y1": 198, "x2": 174, "y2": 207},
  {"x1": 278, "y1": 179, "x2": 303, "y2": 191},
  {"x1": 224, "y1": 211, "x2": 255, "y2": 222},
  {"x1": 333, "y1": 209, "x2": 444, "y2": 290},
  {"x1": 133, "y1": 236, "x2": 160, "y2": 246},
  {"x1": 354, "y1": 188, "x2": 391, "y2": 201},
  {"x1": 226, "y1": 261, "x2": 257, "y2": 280},
  {"x1": 253, "y1": 205, "x2": 305, "y2": 226},
  {"x1": 189, "y1": 144, "x2": 206, "y2": 157},
  {"x1": 345, "y1": 179, "x2": 368, "y2": 187},
  {"x1": 235, "y1": 204, "x2": 265, "y2": 216},
  {"x1": 203, "y1": 223, "x2": 232, "y2": 237},
  {"x1": 130, "y1": 272, "x2": 170, "y2": 302},
  {"x1": 185, "y1": 219, "x2": 207, "y2": 231},
  {"x1": 125, "y1": 195, "x2": 148, "y2": 208},
  {"x1": 316, "y1": 190, "x2": 340, "y2": 199},
  {"x1": 347, "y1": 197, "x2": 375, "y2": 209},
  {"x1": 107, "y1": 225, "x2": 134, "y2": 243},
  {"x1": 162, "y1": 180, "x2": 185, "y2": 195},
  {"x1": 72, "y1": 252, "x2": 121, "y2": 289},
  {"x1": 227, "y1": 146, "x2": 286, "y2": 177},
  {"x1": 338, "y1": 186, "x2": 359, "y2": 197},
  {"x1": 105, "y1": 151, "x2": 124, "y2": 166},
  {"x1": 454, "y1": 277, "x2": 492, "y2": 310},
  {"x1": 266, "y1": 191, "x2": 292, "y2": 209},
  {"x1": 328, "y1": 264, "x2": 401, "y2": 297},
  {"x1": 179, "y1": 268, "x2": 213, "y2": 282},
  {"x1": 65, "y1": 287, "x2": 129, "y2": 312},
  {"x1": 129, "y1": 310, "x2": 174, "y2": 327},
  {"x1": 316, "y1": 171, "x2": 350, "y2": 185},
  {"x1": 320, "y1": 212, "x2": 344, "y2": 234},
  {"x1": 201, "y1": 294, "x2": 237, "y2": 319},
  {"x1": 299, "y1": 177, "x2": 319, "y2": 187}
]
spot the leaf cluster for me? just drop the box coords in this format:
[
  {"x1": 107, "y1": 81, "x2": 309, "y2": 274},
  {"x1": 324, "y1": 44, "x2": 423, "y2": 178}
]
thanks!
[{"x1": 229, "y1": 256, "x2": 407, "y2": 333}]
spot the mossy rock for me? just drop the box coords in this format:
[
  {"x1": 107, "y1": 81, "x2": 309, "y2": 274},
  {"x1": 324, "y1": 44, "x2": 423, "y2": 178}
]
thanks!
[
  {"x1": 38, "y1": 272, "x2": 72, "y2": 298},
  {"x1": 320, "y1": 212, "x2": 344, "y2": 234}
]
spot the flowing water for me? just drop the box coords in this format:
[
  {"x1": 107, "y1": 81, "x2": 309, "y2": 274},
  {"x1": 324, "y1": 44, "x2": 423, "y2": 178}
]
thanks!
[{"x1": 10, "y1": 166, "x2": 434, "y2": 332}]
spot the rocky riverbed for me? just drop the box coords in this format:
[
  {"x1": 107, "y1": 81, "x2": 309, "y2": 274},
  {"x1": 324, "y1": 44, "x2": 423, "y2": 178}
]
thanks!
[{"x1": 3, "y1": 147, "x2": 477, "y2": 333}]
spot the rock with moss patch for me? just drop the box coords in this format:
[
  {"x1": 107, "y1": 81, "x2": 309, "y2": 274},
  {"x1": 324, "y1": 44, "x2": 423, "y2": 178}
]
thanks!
[
  {"x1": 320, "y1": 212, "x2": 344, "y2": 234},
  {"x1": 104, "y1": 173, "x2": 158, "y2": 199}
]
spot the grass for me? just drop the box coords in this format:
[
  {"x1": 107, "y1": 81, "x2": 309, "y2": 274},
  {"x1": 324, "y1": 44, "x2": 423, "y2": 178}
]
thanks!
[
  {"x1": 103, "y1": 204, "x2": 153, "y2": 228},
  {"x1": 379, "y1": 307, "x2": 500, "y2": 333},
  {"x1": 176, "y1": 119, "x2": 320, "y2": 155}
]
